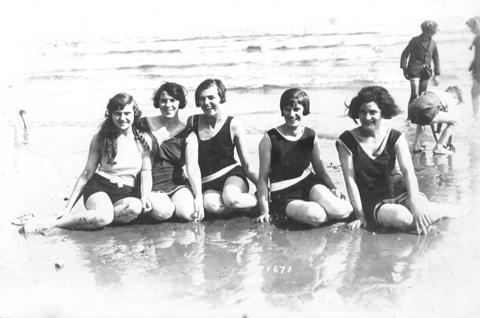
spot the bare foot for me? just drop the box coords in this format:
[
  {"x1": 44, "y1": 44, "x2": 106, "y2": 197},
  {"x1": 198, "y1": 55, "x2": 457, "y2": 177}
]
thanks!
[
  {"x1": 433, "y1": 146, "x2": 454, "y2": 155},
  {"x1": 20, "y1": 217, "x2": 56, "y2": 235}
]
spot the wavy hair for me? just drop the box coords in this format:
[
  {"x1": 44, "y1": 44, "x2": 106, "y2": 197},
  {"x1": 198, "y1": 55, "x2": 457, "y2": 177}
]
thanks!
[
  {"x1": 346, "y1": 86, "x2": 401, "y2": 123},
  {"x1": 153, "y1": 82, "x2": 187, "y2": 109},
  {"x1": 99, "y1": 93, "x2": 149, "y2": 165}
]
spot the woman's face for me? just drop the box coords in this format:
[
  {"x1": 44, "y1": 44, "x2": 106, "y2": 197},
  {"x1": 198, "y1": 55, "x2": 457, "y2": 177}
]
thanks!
[
  {"x1": 111, "y1": 103, "x2": 135, "y2": 132},
  {"x1": 358, "y1": 101, "x2": 382, "y2": 131},
  {"x1": 158, "y1": 90, "x2": 180, "y2": 118},
  {"x1": 282, "y1": 103, "x2": 304, "y2": 128},
  {"x1": 198, "y1": 85, "x2": 221, "y2": 117}
]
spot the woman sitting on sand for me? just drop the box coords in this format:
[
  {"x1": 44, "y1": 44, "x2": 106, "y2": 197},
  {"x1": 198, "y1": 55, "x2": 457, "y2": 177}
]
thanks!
[
  {"x1": 336, "y1": 86, "x2": 450, "y2": 234},
  {"x1": 256, "y1": 88, "x2": 353, "y2": 226},
  {"x1": 188, "y1": 78, "x2": 258, "y2": 216},
  {"x1": 138, "y1": 82, "x2": 204, "y2": 222},
  {"x1": 22, "y1": 93, "x2": 152, "y2": 233}
]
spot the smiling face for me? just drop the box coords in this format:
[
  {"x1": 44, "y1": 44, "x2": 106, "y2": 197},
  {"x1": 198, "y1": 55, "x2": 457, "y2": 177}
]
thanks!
[
  {"x1": 282, "y1": 103, "x2": 304, "y2": 128},
  {"x1": 111, "y1": 103, "x2": 135, "y2": 132},
  {"x1": 198, "y1": 85, "x2": 222, "y2": 117},
  {"x1": 358, "y1": 101, "x2": 382, "y2": 131},
  {"x1": 158, "y1": 90, "x2": 180, "y2": 118}
]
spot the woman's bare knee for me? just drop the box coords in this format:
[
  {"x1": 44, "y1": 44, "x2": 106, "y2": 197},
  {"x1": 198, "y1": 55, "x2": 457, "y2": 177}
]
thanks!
[
  {"x1": 204, "y1": 191, "x2": 227, "y2": 215},
  {"x1": 149, "y1": 193, "x2": 175, "y2": 221},
  {"x1": 172, "y1": 189, "x2": 195, "y2": 221},
  {"x1": 377, "y1": 204, "x2": 413, "y2": 229},
  {"x1": 113, "y1": 198, "x2": 142, "y2": 224},
  {"x1": 287, "y1": 202, "x2": 328, "y2": 226},
  {"x1": 309, "y1": 185, "x2": 353, "y2": 219}
]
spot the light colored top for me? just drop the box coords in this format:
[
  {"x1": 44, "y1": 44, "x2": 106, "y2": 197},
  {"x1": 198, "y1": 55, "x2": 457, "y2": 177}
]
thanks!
[
  {"x1": 431, "y1": 90, "x2": 460, "y2": 116},
  {"x1": 97, "y1": 134, "x2": 143, "y2": 187}
]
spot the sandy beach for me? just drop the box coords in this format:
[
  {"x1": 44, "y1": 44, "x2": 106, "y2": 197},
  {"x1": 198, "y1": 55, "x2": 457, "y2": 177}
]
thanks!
[{"x1": 3, "y1": 83, "x2": 480, "y2": 317}]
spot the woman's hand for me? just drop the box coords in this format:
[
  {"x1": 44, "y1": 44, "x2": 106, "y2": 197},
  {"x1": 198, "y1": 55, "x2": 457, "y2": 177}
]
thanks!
[
  {"x1": 55, "y1": 209, "x2": 70, "y2": 220},
  {"x1": 192, "y1": 196, "x2": 205, "y2": 222},
  {"x1": 331, "y1": 188, "x2": 346, "y2": 200},
  {"x1": 256, "y1": 212, "x2": 271, "y2": 224},
  {"x1": 410, "y1": 195, "x2": 431, "y2": 235},
  {"x1": 141, "y1": 198, "x2": 152, "y2": 213},
  {"x1": 347, "y1": 217, "x2": 366, "y2": 230}
]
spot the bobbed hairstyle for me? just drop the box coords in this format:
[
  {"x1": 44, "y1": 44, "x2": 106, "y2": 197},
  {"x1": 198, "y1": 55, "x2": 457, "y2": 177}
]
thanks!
[
  {"x1": 445, "y1": 86, "x2": 463, "y2": 104},
  {"x1": 279, "y1": 88, "x2": 310, "y2": 116},
  {"x1": 347, "y1": 86, "x2": 401, "y2": 121},
  {"x1": 153, "y1": 82, "x2": 187, "y2": 109},
  {"x1": 194, "y1": 78, "x2": 227, "y2": 107}
]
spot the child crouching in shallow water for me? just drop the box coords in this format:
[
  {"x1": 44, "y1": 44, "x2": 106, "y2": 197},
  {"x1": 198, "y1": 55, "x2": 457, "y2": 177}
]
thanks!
[
  {"x1": 336, "y1": 86, "x2": 451, "y2": 235},
  {"x1": 256, "y1": 88, "x2": 353, "y2": 226},
  {"x1": 21, "y1": 93, "x2": 152, "y2": 233},
  {"x1": 409, "y1": 86, "x2": 463, "y2": 155}
]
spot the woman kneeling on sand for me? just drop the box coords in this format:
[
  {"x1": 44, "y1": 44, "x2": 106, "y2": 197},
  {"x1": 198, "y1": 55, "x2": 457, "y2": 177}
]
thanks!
[
  {"x1": 22, "y1": 93, "x2": 152, "y2": 233},
  {"x1": 256, "y1": 88, "x2": 353, "y2": 226},
  {"x1": 336, "y1": 86, "x2": 451, "y2": 235},
  {"x1": 188, "y1": 79, "x2": 258, "y2": 216},
  {"x1": 138, "y1": 82, "x2": 204, "y2": 222}
]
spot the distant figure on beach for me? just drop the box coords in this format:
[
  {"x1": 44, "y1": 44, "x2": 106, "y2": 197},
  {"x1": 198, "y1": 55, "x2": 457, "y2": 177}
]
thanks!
[
  {"x1": 256, "y1": 88, "x2": 353, "y2": 226},
  {"x1": 138, "y1": 82, "x2": 204, "y2": 222},
  {"x1": 400, "y1": 20, "x2": 440, "y2": 104},
  {"x1": 409, "y1": 87, "x2": 463, "y2": 155},
  {"x1": 188, "y1": 79, "x2": 258, "y2": 216},
  {"x1": 337, "y1": 86, "x2": 450, "y2": 235},
  {"x1": 466, "y1": 16, "x2": 480, "y2": 120},
  {"x1": 21, "y1": 93, "x2": 152, "y2": 233},
  {"x1": 18, "y1": 109, "x2": 27, "y2": 129}
]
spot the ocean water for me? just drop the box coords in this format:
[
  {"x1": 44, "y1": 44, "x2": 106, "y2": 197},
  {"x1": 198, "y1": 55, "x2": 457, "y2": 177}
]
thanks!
[
  {"x1": 4, "y1": 28, "x2": 475, "y2": 124},
  {"x1": 3, "y1": 25, "x2": 480, "y2": 317}
]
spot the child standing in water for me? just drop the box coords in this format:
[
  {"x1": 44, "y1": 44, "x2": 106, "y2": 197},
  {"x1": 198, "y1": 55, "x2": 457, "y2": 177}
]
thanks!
[
  {"x1": 22, "y1": 93, "x2": 152, "y2": 233},
  {"x1": 401, "y1": 20, "x2": 440, "y2": 104},
  {"x1": 188, "y1": 79, "x2": 258, "y2": 216},
  {"x1": 256, "y1": 88, "x2": 352, "y2": 226},
  {"x1": 336, "y1": 86, "x2": 450, "y2": 235},
  {"x1": 466, "y1": 16, "x2": 480, "y2": 120}
]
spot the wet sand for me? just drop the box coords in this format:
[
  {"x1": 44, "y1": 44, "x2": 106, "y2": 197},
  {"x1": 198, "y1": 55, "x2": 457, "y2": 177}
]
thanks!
[{"x1": 3, "y1": 86, "x2": 480, "y2": 317}]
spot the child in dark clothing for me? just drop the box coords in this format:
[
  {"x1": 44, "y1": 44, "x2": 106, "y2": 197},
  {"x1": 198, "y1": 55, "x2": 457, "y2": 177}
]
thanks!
[
  {"x1": 401, "y1": 20, "x2": 440, "y2": 104},
  {"x1": 466, "y1": 16, "x2": 480, "y2": 120}
]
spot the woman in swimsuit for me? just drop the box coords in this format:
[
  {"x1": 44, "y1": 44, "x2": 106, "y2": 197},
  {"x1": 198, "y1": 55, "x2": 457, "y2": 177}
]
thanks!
[
  {"x1": 256, "y1": 88, "x2": 353, "y2": 226},
  {"x1": 139, "y1": 82, "x2": 204, "y2": 222},
  {"x1": 336, "y1": 86, "x2": 449, "y2": 234},
  {"x1": 22, "y1": 93, "x2": 152, "y2": 233},
  {"x1": 188, "y1": 78, "x2": 258, "y2": 216}
]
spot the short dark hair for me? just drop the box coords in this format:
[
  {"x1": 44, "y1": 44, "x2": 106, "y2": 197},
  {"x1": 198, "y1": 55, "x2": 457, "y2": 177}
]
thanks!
[
  {"x1": 347, "y1": 86, "x2": 401, "y2": 120},
  {"x1": 279, "y1": 88, "x2": 310, "y2": 116},
  {"x1": 445, "y1": 86, "x2": 463, "y2": 103},
  {"x1": 153, "y1": 82, "x2": 187, "y2": 109},
  {"x1": 194, "y1": 79, "x2": 226, "y2": 107},
  {"x1": 421, "y1": 20, "x2": 438, "y2": 33}
]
